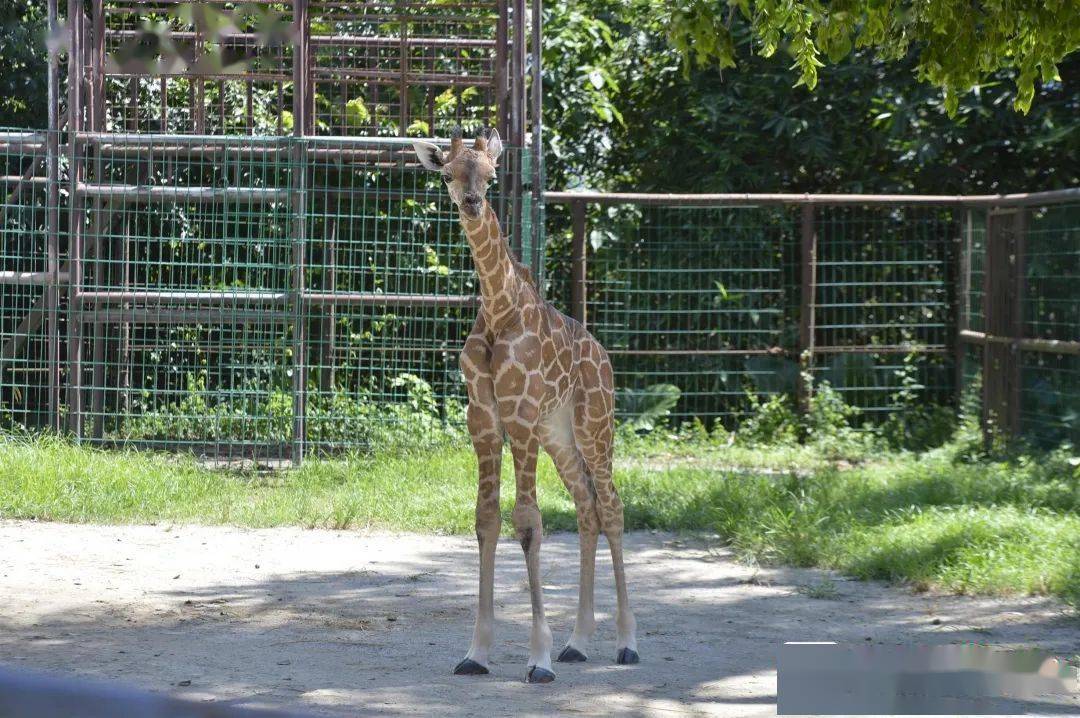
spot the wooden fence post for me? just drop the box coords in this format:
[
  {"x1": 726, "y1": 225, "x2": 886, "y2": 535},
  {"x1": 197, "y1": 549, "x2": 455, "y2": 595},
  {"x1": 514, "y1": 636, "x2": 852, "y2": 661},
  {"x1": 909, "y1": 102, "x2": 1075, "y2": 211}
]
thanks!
[
  {"x1": 796, "y1": 204, "x2": 817, "y2": 412},
  {"x1": 570, "y1": 200, "x2": 587, "y2": 327}
]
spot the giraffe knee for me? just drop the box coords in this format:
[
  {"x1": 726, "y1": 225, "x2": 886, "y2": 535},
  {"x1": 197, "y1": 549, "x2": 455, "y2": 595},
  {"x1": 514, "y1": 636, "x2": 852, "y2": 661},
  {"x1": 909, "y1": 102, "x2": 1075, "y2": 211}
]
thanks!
[
  {"x1": 475, "y1": 506, "x2": 501, "y2": 541},
  {"x1": 597, "y1": 489, "x2": 624, "y2": 535},
  {"x1": 511, "y1": 502, "x2": 542, "y2": 551},
  {"x1": 572, "y1": 487, "x2": 601, "y2": 535}
]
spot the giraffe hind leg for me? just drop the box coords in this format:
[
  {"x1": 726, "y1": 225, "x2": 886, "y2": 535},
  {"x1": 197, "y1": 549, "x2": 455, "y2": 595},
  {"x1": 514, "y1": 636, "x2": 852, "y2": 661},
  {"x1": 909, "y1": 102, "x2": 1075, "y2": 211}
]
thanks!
[
  {"x1": 573, "y1": 350, "x2": 639, "y2": 665},
  {"x1": 537, "y1": 403, "x2": 600, "y2": 664}
]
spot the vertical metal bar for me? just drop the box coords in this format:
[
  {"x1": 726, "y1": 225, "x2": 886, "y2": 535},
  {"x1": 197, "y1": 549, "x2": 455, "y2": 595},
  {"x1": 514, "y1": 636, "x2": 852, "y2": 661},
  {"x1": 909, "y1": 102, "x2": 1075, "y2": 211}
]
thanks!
[
  {"x1": 91, "y1": 0, "x2": 104, "y2": 130},
  {"x1": 495, "y1": 0, "x2": 509, "y2": 138},
  {"x1": 46, "y1": 0, "x2": 61, "y2": 433},
  {"x1": 528, "y1": 0, "x2": 544, "y2": 280},
  {"x1": 398, "y1": 5, "x2": 409, "y2": 136},
  {"x1": 118, "y1": 218, "x2": 131, "y2": 418},
  {"x1": 89, "y1": 0, "x2": 106, "y2": 440},
  {"x1": 797, "y1": 203, "x2": 817, "y2": 412},
  {"x1": 982, "y1": 207, "x2": 1019, "y2": 440},
  {"x1": 1009, "y1": 208, "x2": 1027, "y2": 435},
  {"x1": 508, "y1": 0, "x2": 525, "y2": 257},
  {"x1": 246, "y1": 80, "x2": 254, "y2": 133},
  {"x1": 570, "y1": 200, "x2": 586, "y2": 326},
  {"x1": 66, "y1": 0, "x2": 84, "y2": 439},
  {"x1": 980, "y1": 208, "x2": 994, "y2": 437},
  {"x1": 955, "y1": 208, "x2": 973, "y2": 408},
  {"x1": 194, "y1": 28, "x2": 206, "y2": 133},
  {"x1": 291, "y1": 0, "x2": 309, "y2": 464},
  {"x1": 160, "y1": 76, "x2": 168, "y2": 130},
  {"x1": 318, "y1": 221, "x2": 337, "y2": 394}
]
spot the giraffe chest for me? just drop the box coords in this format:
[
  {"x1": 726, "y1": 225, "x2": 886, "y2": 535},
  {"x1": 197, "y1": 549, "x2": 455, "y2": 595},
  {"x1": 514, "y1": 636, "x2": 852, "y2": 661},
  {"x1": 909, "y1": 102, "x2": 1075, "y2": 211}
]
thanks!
[{"x1": 488, "y1": 313, "x2": 579, "y2": 421}]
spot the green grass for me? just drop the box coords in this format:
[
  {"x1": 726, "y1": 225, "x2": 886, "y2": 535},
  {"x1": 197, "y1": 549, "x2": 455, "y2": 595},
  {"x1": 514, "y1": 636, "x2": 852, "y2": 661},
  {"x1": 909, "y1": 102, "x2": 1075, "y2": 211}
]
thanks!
[{"x1": 1, "y1": 434, "x2": 1078, "y2": 609}]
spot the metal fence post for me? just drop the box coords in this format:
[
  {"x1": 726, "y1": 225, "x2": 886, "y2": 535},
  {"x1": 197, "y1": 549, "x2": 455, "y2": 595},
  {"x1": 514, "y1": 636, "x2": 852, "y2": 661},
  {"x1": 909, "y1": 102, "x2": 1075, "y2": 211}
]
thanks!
[
  {"x1": 529, "y1": 0, "x2": 544, "y2": 280},
  {"x1": 291, "y1": 0, "x2": 310, "y2": 464},
  {"x1": 796, "y1": 203, "x2": 817, "y2": 412},
  {"x1": 981, "y1": 206, "x2": 1026, "y2": 439},
  {"x1": 570, "y1": 200, "x2": 587, "y2": 327},
  {"x1": 46, "y1": 0, "x2": 60, "y2": 433},
  {"x1": 954, "y1": 209, "x2": 973, "y2": 409},
  {"x1": 66, "y1": 0, "x2": 84, "y2": 440},
  {"x1": 1009, "y1": 208, "x2": 1027, "y2": 435}
]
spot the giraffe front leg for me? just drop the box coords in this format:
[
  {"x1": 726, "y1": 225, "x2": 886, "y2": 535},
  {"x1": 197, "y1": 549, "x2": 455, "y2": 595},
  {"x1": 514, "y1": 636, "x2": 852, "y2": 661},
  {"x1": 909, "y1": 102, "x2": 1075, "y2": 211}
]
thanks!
[
  {"x1": 454, "y1": 348, "x2": 503, "y2": 676},
  {"x1": 507, "y1": 431, "x2": 555, "y2": 684},
  {"x1": 453, "y1": 417, "x2": 501, "y2": 675}
]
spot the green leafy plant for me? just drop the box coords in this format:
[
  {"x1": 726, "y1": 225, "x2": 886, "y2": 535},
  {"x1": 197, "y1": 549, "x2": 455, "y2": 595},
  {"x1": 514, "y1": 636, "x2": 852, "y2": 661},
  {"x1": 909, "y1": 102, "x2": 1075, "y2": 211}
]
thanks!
[{"x1": 617, "y1": 383, "x2": 682, "y2": 433}]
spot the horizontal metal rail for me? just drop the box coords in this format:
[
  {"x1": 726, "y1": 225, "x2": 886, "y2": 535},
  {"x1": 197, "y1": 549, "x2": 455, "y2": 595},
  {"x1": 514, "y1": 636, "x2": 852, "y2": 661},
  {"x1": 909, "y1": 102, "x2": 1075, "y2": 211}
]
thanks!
[
  {"x1": 0, "y1": 271, "x2": 69, "y2": 286},
  {"x1": 75, "y1": 307, "x2": 291, "y2": 325},
  {"x1": 304, "y1": 292, "x2": 480, "y2": 308},
  {"x1": 74, "y1": 289, "x2": 480, "y2": 314},
  {"x1": 76, "y1": 183, "x2": 291, "y2": 203},
  {"x1": 959, "y1": 329, "x2": 1080, "y2": 356},
  {"x1": 544, "y1": 188, "x2": 1080, "y2": 208},
  {"x1": 78, "y1": 132, "x2": 455, "y2": 147},
  {"x1": 107, "y1": 30, "x2": 497, "y2": 49}
]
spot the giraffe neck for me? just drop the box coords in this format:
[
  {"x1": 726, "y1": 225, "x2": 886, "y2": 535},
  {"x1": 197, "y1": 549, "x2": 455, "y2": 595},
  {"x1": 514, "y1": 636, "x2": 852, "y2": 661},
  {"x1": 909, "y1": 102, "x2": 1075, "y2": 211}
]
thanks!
[{"x1": 461, "y1": 202, "x2": 519, "y2": 329}]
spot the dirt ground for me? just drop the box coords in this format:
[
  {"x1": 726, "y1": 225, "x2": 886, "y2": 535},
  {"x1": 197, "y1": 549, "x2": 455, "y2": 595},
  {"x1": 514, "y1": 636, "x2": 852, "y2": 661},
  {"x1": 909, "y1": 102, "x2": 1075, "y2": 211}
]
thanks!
[{"x1": 0, "y1": 520, "x2": 1077, "y2": 717}]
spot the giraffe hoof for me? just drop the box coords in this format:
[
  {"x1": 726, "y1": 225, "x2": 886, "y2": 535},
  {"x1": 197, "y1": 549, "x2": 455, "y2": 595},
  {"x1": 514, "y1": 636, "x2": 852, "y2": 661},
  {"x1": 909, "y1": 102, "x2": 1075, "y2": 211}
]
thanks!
[
  {"x1": 453, "y1": 658, "x2": 490, "y2": 676},
  {"x1": 616, "y1": 648, "x2": 640, "y2": 665},
  {"x1": 557, "y1": 646, "x2": 588, "y2": 663},
  {"x1": 526, "y1": 666, "x2": 556, "y2": 684}
]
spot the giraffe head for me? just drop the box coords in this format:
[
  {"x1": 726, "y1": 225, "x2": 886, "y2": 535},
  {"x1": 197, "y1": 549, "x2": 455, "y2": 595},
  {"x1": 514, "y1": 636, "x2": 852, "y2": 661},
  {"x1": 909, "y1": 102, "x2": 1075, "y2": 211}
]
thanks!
[{"x1": 413, "y1": 127, "x2": 503, "y2": 220}]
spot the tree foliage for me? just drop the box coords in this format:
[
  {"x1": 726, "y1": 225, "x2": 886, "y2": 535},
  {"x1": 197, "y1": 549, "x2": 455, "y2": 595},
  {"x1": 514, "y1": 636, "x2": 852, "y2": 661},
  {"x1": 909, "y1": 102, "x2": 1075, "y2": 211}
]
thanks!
[
  {"x1": 543, "y1": 0, "x2": 1080, "y2": 194},
  {"x1": 0, "y1": 0, "x2": 47, "y2": 128},
  {"x1": 662, "y1": 0, "x2": 1080, "y2": 115}
]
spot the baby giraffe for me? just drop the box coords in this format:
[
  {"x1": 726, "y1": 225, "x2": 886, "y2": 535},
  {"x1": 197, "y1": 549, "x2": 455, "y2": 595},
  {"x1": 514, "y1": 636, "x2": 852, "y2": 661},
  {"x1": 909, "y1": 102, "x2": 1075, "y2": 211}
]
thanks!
[{"x1": 413, "y1": 127, "x2": 638, "y2": 683}]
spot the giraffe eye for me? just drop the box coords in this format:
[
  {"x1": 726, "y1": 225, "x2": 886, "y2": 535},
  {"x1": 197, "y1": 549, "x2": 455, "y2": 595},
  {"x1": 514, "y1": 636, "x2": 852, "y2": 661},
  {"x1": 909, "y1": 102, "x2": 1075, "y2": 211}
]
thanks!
[{"x1": 442, "y1": 173, "x2": 452, "y2": 183}]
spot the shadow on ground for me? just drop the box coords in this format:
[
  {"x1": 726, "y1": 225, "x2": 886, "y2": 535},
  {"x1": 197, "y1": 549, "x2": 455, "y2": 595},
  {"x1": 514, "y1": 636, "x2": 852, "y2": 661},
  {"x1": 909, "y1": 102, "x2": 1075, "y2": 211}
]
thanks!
[{"x1": 0, "y1": 522, "x2": 1077, "y2": 716}]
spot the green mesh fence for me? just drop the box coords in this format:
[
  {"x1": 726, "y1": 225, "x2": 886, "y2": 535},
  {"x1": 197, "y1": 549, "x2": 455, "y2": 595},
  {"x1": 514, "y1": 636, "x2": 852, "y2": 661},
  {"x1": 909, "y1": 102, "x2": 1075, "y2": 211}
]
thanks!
[
  {"x1": 573, "y1": 204, "x2": 796, "y2": 424},
  {"x1": 543, "y1": 200, "x2": 962, "y2": 429},
  {"x1": 2, "y1": 126, "x2": 1077, "y2": 456},
  {"x1": 1018, "y1": 202, "x2": 1080, "y2": 445},
  {"x1": 0, "y1": 132, "x2": 54, "y2": 432},
  {"x1": 810, "y1": 204, "x2": 955, "y2": 417},
  {"x1": 0, "y1": 128, "x2": 535, "y2": 459}
]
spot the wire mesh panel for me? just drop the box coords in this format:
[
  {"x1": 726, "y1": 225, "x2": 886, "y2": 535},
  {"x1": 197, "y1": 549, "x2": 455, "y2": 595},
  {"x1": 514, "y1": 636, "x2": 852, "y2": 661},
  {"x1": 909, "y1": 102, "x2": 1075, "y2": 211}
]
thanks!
[
  {"x1": 0, "y1": 132, "x2": 54, "y2": 432},
  {"x1": 49, "y1": 133, "x2": 531, "y2": 457},
  {"x1": 547, "y1": 197, "x2": 965, "y2": 430},
  {"x1": 301, "y1": 138, "x2": 526, "y2": 453},
  {"x1": 1020, "y1": 201, "x2": 1080, "y2": 445},
  {"x1": 71, "y1": 133, "x2": 296, "y2": 457},
  {"x1": 810, "y1": 205, "x2": 957, "y2": 415},
  {"x1": 309, "y1": 1, "x2": 504, "y2": 137},
  {"x1": 92, "y1": 1, "x2": 513, "y2": 138},
  {"x1": 570, "y1": 204, "x2": 798, "y2": 427},
  {"x1": 99, "y1": 1, "x2": 296, "y2": 134}
]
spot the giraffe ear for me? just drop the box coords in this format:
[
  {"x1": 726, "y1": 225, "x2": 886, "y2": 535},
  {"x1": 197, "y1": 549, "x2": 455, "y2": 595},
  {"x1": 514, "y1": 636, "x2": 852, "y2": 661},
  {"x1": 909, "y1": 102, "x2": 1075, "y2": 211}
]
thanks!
[
  {"x1": 412, "y1": 141, "x2": 445, "y2": 171},
  {"x1": 485, "y1": 129, "x2": 503, "y2": 163}
]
